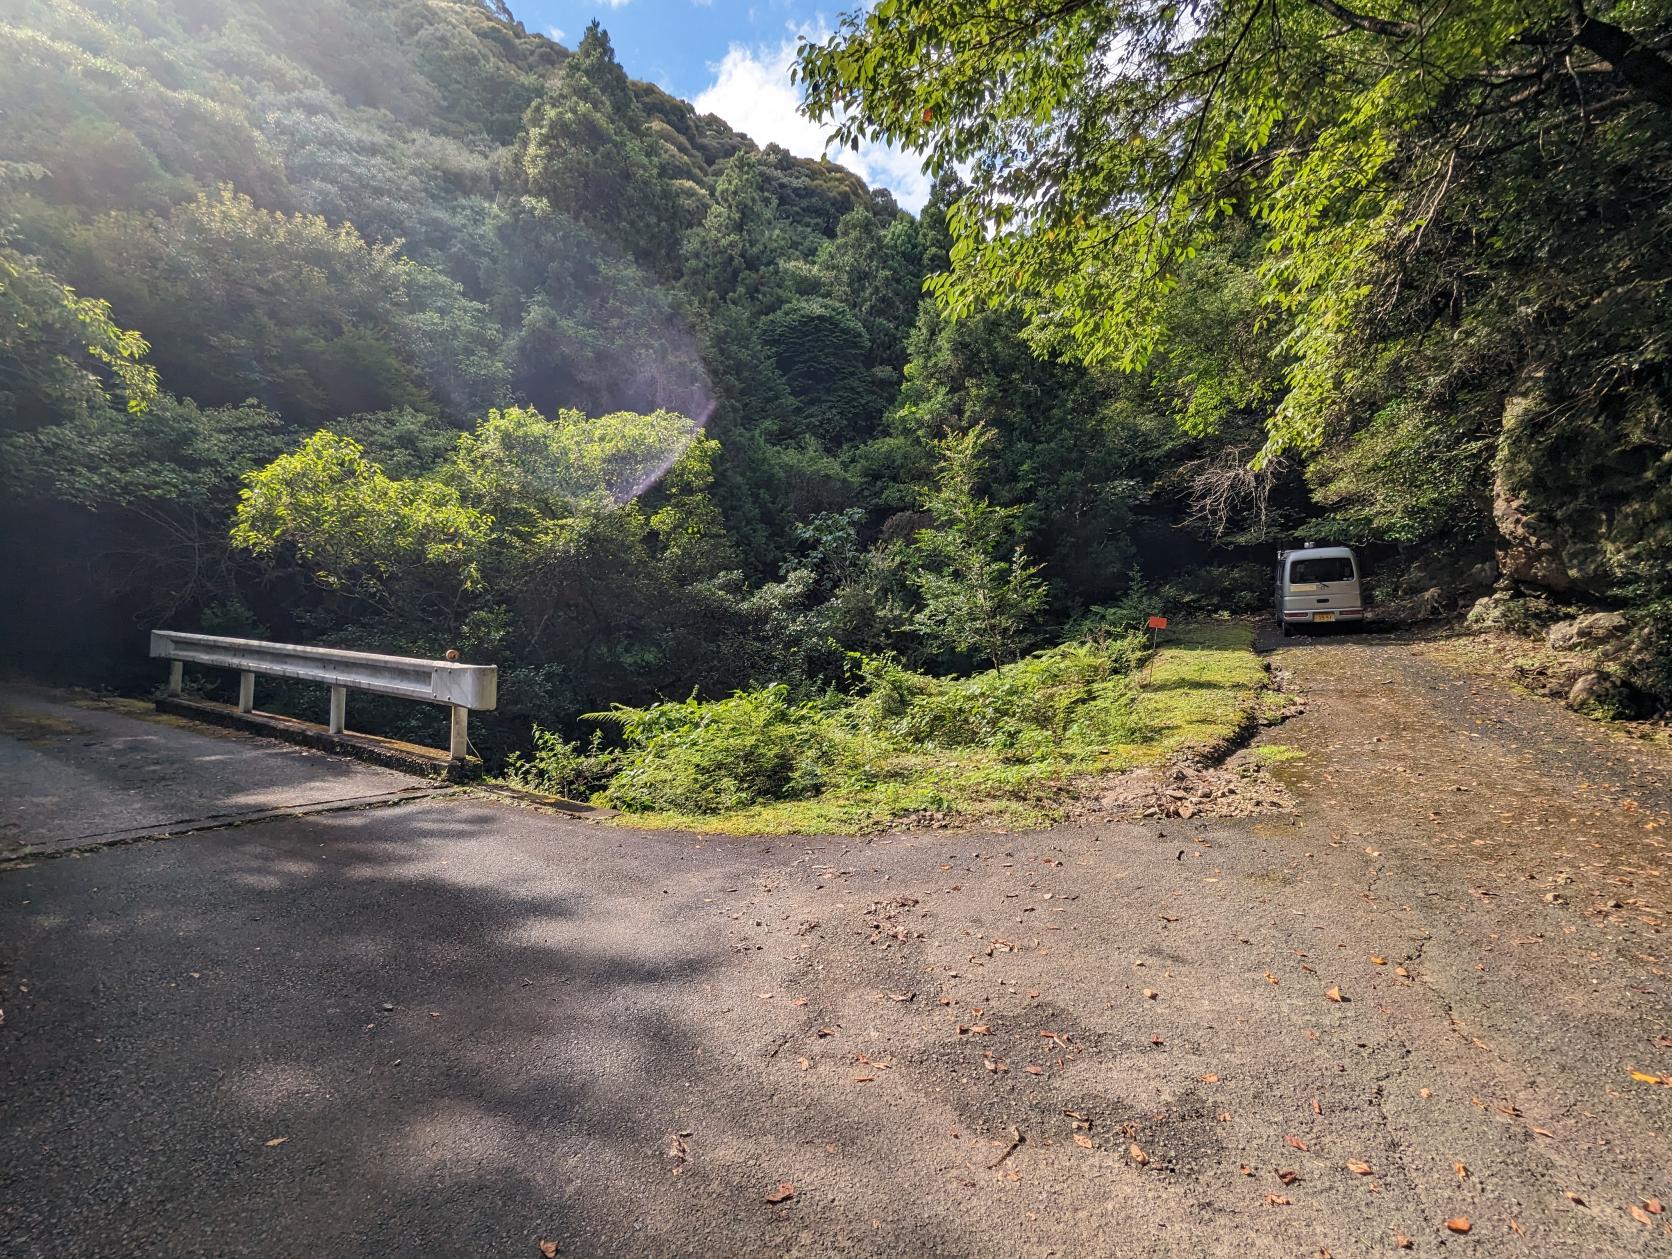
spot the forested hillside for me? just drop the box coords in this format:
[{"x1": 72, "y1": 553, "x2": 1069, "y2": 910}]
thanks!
[
  {"x1": 0, "y1": 0, "x2": 1227, "y2": 748},
  {"x1": 2, "y1": 0, "x2": 1668, "y2": 774}
]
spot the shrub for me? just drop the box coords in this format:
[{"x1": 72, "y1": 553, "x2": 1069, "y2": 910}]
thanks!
[
  {"x1": 502, "y1": 727, "x2": 618, "y2": 799},
  {"x1": 594, "y1": 685, "x2": 837, "y2": 814},
  {"x1": 581, "y1": 632, "x2": 1154, "y2": 817},
  {"x1": 1159, "y1": 563, "x2": 1270, "y2": 614}
]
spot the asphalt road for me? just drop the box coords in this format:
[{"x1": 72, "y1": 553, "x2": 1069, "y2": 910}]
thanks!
[
  {"x1": 0, "y1": 686, "x2": 439, "y2": 859},
  {"x1": 2, "y1": 636, "x2": 1670, "y2": 1257}
]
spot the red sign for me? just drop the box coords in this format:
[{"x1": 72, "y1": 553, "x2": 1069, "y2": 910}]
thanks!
[{"x1": 1147, "y1": 615, "x2": 1169, "y2": 630}]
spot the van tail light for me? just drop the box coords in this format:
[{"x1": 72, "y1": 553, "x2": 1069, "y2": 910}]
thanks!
[{"x1": 1337, "y1": 608, "x2": 1364, "y2": 618}]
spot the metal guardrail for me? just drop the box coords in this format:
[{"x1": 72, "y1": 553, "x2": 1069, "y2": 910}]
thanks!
[{"x1": 149, "y1": 630, "x2": 497, "y2": 762}]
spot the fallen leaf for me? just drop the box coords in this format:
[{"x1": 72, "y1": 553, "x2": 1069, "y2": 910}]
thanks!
[
  {"x1": 1286, "y1": 1134, "x2": 1310, "y2": 1153},
  {"x1": 1508, "y1": 1218, "x2": 1524, "y2": 1237},
  {"x1": 1129, "y1": 1142, "x2": 1149, "y2": 1166},
  {"x1": 1239, "y1": 1163, "x2": 1254, "y2": 1176},
  {"x1": 970, "y1": 1024, "x2": 992, "y2": 1035},
  {"x1": 853, "y1": 1074, "x2": 876, "y2": 1083},
  {"x1": 1201, "y1": 1073, "x2": 1220, "y2": 1083},
  {"x1": 1395, "y1": 966, "x2": 1410, "y2": 978},
  {"x1": 796, "y1": 1056, "x2": 811, "y2": 1070},
  {"x1": 1073, "y1": 1133, "x2": 1096, "y2": 1150},
  {"x1": 1646, "y1": 1198, "x2": 1664, "y2": 1215},
  {"x1": 1565, "y1": 1191, "x2": 1587, "y2": 1207},
  {"x1": 1419, "y1": 1088, "x2": 1432, "y2": 1099},
  {"x1": 1150, "y1": 1034, "x2": 1165, "y2": 1046},
  {"x1": 1025, "y1": 1064, "x2": 1044, "y2": 1075},
  {"x1": 1347, "y1": 1160, "x2": 1372, "y2": 1176},
  {"x1": 1142, "y1": 988, "x2": 1158, "y2": 1000},
  {"x1": 539, "y1": 1241, "x2": 558, "y2": 1258},
  {"x1": 1278, "y1": 1169, "x2": 1299, "y2": 1185},
  {"x1": 1325, "y1": 986, "x2": 1344, "y2": 1003},
  {"x1": 887, "y1": 991, "x2": 914, "y2": 1003},
  {"x1": 1394, "y1": 1234, "x2": 1412, "y2": 1249},
  {"x1": 1454, "y1": 1160, "x2": 1469, "y2": 1181},
  {"x1": 766, "y1": 1182, "x2": 795, "y2": 1205},
  {"x1": 1371, "y1": 956, "x2": 1387, "y2": 965},
  {"x1": 1629, "y1": 1070, "x2": 1664, "y2": 1084},
  {"x1": 1445, "y1": 1216, "x2": 1471, "y2": 1234},
  {"x1": 1265, "y1": 972, "x2": 1280, "y2": 985},
  {"x1": 264, "y1": 1137, "x2": 288, "y2": 1147},
  {"x1": 1266, "y1": 1194, "x2": 1292, "y2": 1206},
  {"x1": 1630, "y1": 1204, "x2": 1655, "y2": 1225},
  {"x1": 664, "y1": 1134, "x2": 689, "y2": 1172}
]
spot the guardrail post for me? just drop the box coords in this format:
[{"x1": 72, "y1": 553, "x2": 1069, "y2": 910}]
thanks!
[
  {"x1": 328, "y1": 685, "x2": 347, "y2": 735},
  {"x1": 237, "y1": 671, "x2": 255, "y2": 713},
  {"x1": 167, "y1": 660, "x2": 183, "y2": 697},
  {"x1": 448, "y1": 705, "x2": 469, "y2": 762}
]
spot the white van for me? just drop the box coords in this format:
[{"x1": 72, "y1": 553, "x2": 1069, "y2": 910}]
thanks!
[{"x1": 1276, "y1": 546, "x2": 1365, "y2": 635}]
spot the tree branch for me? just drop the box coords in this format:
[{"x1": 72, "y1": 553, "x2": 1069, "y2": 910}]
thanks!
[
  {"x1": 1306, "y1": 0, "x2": 1417, "y2": 40},
  {"x1": 1569, "y1": 6, "x2": 1672, "y2": 108}
]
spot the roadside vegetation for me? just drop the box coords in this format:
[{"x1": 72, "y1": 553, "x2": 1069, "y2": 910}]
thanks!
[
  {"x1": 1, "y1": 0, "x2": 1666, "y2": 773},
  {"x1": 503, "y1": 621, "x2": 1265, "y2": 834}
]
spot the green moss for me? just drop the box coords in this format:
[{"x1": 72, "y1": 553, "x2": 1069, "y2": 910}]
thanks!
[
  {"x1": 576, "y1": 621, "x2": 1265, "y2": 836},
  {"x1": 1251, "y1": 743, "x2": 1307, "y2": 765}
]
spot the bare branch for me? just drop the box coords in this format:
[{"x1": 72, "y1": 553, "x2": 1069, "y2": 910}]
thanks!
[{"x1": 1182, "y1": 446, "x2": 1286, "y2": 538}]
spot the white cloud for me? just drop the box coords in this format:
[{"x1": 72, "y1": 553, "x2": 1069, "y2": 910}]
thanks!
[
  {"x1": 547, "y1": 25, "x2": 565, "y2": 42},
  {"x1": 692, "y1": 37, "x2": 930, "y2": 213}
]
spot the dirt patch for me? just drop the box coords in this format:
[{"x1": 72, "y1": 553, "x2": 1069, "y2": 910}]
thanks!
[
  {"x1": 1064, "y1": 653, "x2": 1304, "y2": 822},
  {"x1": 1419, "y1": 630, "x2": 1671, "y2": 744},
  {"x1": 1067, "y1": 757, "x2": 1294, "y2": 821},
  {"x1": 0, "y1": 708, "x2": 84, "y2": 744}
]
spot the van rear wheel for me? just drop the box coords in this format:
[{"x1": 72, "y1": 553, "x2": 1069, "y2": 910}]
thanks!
[{"x1": 1281, "y1": 622, "x2": 1294, "y2": 638}]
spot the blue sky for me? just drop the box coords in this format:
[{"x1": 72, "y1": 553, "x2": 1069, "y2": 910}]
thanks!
[{"x1": 511, "y1": 0, "x2": 931, "y2": 210}]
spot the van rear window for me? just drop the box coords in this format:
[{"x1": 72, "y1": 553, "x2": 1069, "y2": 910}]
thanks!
[{"x1": 1290, "y1": 557, "x2": 1355, "y2": 583}]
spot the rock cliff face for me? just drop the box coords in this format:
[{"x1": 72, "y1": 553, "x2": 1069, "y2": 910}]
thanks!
[{"x1": 1490, "y1": 377, "x2": 1672, "y2": 601}]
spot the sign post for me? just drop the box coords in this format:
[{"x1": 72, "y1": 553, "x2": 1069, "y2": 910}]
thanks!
[{"x1": 1145, "y1": 615, "x2": 1168, "y2": 682}]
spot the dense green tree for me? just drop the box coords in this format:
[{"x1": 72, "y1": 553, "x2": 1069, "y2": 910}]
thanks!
[
  {"x1": 816, "y1": 207, "x2": 922, "y2": 370},
  {"x1": 512, "y1": 22, "x2": 691, "y2": 276},
  {"x1": 906, "y1": 422, "x2": 1046, "y2": 669},
  {"x1": 61, "y1": 188, "x2": 434, "y2": 425},
  {"x1": 681, "y1": 155, "x2": 791, "y2": 313},
  {"x1": 796, "y1": 0, "x2": 1672, "y2": 452},
  {"x1": 759, "y1": 297, "x2": 888, "y2": 447}
]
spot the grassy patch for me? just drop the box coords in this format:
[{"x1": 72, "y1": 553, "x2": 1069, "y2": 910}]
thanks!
[
  {"x1": 1250, "y1": 743, "x2": 1307, "y2": 765},
  {"x1": 503, "y1": 621, "x2": 1266, "y2": 836}
]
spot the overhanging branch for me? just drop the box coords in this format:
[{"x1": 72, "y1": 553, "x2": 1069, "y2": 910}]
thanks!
[
  {"x1": 1306, "y1": 0, "x2": 1417, "y2": 40},
  {"x1": 1570, "y1": 7, "x2": 1672, "y2": 108}
]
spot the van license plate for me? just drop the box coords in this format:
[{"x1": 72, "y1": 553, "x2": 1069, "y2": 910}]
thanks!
[{"x1": 1314, "y1": 611, "x2": 1335, "y2": 623}]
